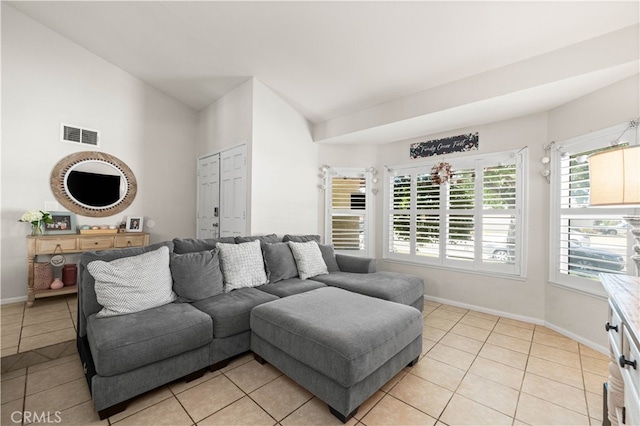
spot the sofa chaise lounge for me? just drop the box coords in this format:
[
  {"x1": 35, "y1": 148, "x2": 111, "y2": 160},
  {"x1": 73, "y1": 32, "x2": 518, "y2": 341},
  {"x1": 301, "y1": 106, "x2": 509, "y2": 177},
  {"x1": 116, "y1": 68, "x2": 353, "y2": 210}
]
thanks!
[{"x1": 76, "y1": 234, "x2": 424, "y2": 421}]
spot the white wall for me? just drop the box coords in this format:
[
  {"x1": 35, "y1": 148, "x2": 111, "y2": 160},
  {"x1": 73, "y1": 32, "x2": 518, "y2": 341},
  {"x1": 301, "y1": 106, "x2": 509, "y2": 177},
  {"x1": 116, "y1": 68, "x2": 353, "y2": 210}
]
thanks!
[
  {"x1": 250, "y1": 80, "x2": 318, "y2": 235},
  {"x1": 195, "y1": 79, "x2": 254, "y2": 157},
  {"x1": 548, "y1": 74, "x2": 639, "y2": 142},
  {"x1": 196, "y1": 79, "x2": 319, "y2": 237},
  {"x1": 1, "y1": 5, "x2": 197, "y2": 302}
]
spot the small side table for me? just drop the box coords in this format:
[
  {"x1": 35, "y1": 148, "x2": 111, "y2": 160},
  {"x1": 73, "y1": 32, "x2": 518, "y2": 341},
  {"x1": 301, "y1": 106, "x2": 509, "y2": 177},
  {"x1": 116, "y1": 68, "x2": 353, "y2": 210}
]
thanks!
[{"x1": 27, "y1": 232, "x2": 149, "y2": 307}]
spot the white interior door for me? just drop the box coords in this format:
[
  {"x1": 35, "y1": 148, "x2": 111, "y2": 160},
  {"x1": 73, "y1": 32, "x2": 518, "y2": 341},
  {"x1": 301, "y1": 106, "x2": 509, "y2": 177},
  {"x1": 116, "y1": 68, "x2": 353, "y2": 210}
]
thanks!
[
  {"x1": 220, "y1": 145, "x2": 247, "y2": 237},
  {"x1": 197, "y1": 154, "x2": 220, "y2": 239}
]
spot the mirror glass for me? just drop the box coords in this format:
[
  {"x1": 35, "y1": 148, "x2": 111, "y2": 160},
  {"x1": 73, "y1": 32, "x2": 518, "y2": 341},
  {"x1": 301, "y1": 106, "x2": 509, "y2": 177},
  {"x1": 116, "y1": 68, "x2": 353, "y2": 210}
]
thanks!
[
  {"x1": 51, "y1": 152, "x2": 137, "y2": 217},
  {"x1": 65, "y1": 161, "x2": 126, "y2": 208}
]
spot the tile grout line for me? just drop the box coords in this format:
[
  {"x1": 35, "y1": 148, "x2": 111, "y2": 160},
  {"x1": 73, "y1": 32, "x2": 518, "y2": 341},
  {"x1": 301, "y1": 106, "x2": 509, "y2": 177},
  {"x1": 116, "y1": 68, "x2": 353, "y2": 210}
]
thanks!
[
  {"x1": 442, "y1": 311, "x2": 520, "y2": 423},
  {"x1": 511, "y1": 324, "x2": 536, "y2": 425},
  {"x1": 357, "y1": 304, "x2": 449, "y2": 424},
  {"x1": 517, "y1": 327, "x2": 594, "y2": 421},
  {"x1": 577, "y1": 343, "x2": 593, "y2": 426},
  {"x1": 221, "y1": 363, "x2": 282, "y2": 425},
  {"x1": 171, "y1": 385, "x2": 199, "y2": 426},
  {"x1": 420, "y1": 303, "x2": 463, "y2": 423},
  {"x1": 428, "y1": 306, "x2": 508, "y2": 424}
]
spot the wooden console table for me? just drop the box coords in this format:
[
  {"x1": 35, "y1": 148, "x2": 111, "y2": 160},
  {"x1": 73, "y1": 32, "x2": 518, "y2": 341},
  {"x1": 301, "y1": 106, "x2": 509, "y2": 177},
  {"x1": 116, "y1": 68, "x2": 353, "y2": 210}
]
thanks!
[
  {"x1": 601, "y1": 273, "x2": 639, "y2": 426},
  {"x1": 27, "y1": 232, "x2": 149, "y2": 307}
]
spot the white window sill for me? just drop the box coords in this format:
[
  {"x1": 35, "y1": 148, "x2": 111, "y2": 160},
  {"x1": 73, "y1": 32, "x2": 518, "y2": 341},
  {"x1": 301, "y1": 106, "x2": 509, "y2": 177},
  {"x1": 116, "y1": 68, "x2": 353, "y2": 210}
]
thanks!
[{"x1": 381, "y1": 257, "x2": 527, "y2": 281}]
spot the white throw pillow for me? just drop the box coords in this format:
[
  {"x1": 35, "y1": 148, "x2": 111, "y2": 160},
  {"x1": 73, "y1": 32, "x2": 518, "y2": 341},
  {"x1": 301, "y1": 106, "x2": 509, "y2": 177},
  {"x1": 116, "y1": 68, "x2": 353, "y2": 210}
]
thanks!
[
  {"x1": 88, "y1": 246, "x2": 177, "y2": 318},
  {"x1": 216, "y1": 240, "x2": 268, "y2": 292},
  {"x1": 288, "y1": 241, "x2": 328, "y2": 280}
]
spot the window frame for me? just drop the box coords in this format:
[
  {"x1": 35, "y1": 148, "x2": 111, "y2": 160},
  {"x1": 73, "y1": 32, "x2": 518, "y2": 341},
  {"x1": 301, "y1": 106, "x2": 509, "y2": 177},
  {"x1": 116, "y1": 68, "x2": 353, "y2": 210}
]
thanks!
[
  {"x1": 383, "y1": 149, "x2": 528, "y2": 278},
  {"x1": 548, "y1": 122, "x2": 638, "y2": 297},
  {"x1": 324, "y1": 167, "x2": 374, "y2": 258}
]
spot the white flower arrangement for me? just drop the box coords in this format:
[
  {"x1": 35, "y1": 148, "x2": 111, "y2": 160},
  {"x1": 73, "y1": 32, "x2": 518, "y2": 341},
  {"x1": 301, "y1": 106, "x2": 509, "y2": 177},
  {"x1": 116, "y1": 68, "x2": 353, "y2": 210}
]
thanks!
[{"x1": 19, "y1": 210, "x2": 54, "y2": 235}]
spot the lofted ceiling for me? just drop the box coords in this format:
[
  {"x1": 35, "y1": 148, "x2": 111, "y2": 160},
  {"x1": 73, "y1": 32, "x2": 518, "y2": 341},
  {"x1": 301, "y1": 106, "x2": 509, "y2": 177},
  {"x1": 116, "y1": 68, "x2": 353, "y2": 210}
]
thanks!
[{"x1": 7, "y1": 1, "x2": 640, "y2": 143}]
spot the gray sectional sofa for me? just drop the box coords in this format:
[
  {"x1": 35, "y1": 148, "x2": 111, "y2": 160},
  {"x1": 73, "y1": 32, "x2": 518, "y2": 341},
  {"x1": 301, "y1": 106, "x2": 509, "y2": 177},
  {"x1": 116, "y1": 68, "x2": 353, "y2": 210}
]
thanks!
[{"x1": 77, "y1": 234, "x2": 424, "y2": 421}]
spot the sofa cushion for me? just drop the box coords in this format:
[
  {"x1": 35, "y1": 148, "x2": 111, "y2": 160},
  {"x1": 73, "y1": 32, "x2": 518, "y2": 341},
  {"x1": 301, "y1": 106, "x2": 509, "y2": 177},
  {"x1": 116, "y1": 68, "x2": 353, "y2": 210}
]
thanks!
[
  {"x1": 170, "y1": 249, "x2": 224, "y2": 302},
  {"x1": 172, "y1": 237, "x2": 236, "y2": 254},
  {"x1": 288, "y1": 241, "x2": 328, "y2": 280},
  {"x1": 282, "y1": 234, "x2": 321, "y2": 243},
  {"x1": 318, "y1": 244, "x2": 340, "y2": 273},
  {"x1": 87, "y1": 302, "x2": 212, "y2": 376},
  {"x1": 257, "y1": 277, "x2": 326, "y2": 298},
  {"x1": 263, "y1": 242, "x2": 298, "y2": 283},
  {"x1": 250, "y1": 287, "x2": 423, "y2": 388},
  {"x1": 335, "y1": 254, "x2": 376, "y2": 273},
  {"x1": 234, "y1": 234, "x2": 280, "y2": 244},
  {"x1": 88, "y1": 246, "x2": 177, "y2": 318},
  {"x1": 79, "y1": 241, "x2": 174, "y2": 322},
  {"x1": 191, "y1": 287, "x2": 278, "y2": 338},
  {"x1": 217, "y1": 240, "x2": 268, "y2": 292},
  {"x1": 311, "y1": 271, "x2": 424, "y2": 309}
]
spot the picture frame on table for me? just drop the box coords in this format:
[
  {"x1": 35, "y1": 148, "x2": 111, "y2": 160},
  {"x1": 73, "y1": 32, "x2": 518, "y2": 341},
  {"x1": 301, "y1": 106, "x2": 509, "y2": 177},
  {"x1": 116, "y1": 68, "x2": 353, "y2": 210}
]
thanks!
[
  {"x1": 43, "y1": 211, "x2": 77, "y2": 235},
  {"x1": 126, "y1": 216, "x2": 143, "y2": 232}
]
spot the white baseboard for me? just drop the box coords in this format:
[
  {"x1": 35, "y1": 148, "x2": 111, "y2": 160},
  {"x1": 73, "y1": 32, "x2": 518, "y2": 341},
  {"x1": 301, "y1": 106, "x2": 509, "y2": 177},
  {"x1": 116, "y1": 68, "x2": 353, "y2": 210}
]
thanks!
[
  {"x1": 424, "y1": 295, "x2": 607, "y2": 355},
  {"x1": 1, "y1": 295, "x2": 27, "y2": 305},
  {"x1": 424, "y1": 295, "x2": 545, "y2": 325},
  {"x1": 542, "y1": 321, "x2": 608, "y2": 355}
]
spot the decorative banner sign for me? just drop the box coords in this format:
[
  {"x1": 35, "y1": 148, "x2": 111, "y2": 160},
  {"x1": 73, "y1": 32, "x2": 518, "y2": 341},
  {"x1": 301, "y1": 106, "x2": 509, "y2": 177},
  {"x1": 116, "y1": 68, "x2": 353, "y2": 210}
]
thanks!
[{"x1": 410, "y1": 132, "x2": 479, "y2": 159}]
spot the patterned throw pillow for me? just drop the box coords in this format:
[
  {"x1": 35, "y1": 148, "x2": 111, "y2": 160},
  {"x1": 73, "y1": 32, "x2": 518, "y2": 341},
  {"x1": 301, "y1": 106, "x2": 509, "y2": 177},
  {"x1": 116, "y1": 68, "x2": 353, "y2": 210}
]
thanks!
[
  {"x1": 216, "y1": 240, "x2": 268, "y2": 292},
  {"x1": 87, "y1": 246, "x2": 177, "y2": 318},
  {"x1": 288, "y1": 241, "x2": 329, "y2": 280}
]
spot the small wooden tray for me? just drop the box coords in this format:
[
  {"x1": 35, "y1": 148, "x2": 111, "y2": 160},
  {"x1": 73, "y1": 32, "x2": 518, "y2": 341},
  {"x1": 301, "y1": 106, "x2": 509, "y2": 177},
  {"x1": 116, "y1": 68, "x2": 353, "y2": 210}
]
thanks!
[{"x1": 79, "y1": 229, "x2": 118, "y2": 235}]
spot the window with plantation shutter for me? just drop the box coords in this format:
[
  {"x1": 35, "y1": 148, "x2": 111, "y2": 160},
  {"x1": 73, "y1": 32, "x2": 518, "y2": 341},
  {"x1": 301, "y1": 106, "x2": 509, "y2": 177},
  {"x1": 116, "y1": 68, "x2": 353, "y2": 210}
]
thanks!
[
  {"x1": 550, "y1": 122, "x2": 637, "y2": 295},
  {"x1": 385, "y1": 149, "x2": 526, "y2": 277},
  {"x1": 446, "y1": 168, "x2": 475, "y2": 263},
  {"x1": 325, "y1": 169, "x2": 373, "y2": 256},
  {"x1": 389, "y1": 174, "x2": 412, "y2": 255}
]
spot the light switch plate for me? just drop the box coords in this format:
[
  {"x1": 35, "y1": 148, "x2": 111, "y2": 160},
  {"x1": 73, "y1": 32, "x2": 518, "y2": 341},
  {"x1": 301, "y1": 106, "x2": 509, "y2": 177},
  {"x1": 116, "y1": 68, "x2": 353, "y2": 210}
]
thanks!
[{"x1": 44, "y1": 201, "x2": 59, "y2": 211}]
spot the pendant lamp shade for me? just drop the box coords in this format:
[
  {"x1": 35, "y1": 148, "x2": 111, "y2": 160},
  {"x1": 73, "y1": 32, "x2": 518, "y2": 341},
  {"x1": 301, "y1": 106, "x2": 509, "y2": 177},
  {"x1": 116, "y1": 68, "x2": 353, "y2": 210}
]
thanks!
[{"x1": 589, "y1": 145, "x2": 640, "y2": 206}]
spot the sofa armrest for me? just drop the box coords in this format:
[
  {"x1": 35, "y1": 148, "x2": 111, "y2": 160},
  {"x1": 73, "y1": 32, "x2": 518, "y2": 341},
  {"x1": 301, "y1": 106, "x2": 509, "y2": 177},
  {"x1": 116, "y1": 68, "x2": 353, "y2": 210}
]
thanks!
[{"x1": 335, "y1": 254, "x2": 376, "y2": 273}]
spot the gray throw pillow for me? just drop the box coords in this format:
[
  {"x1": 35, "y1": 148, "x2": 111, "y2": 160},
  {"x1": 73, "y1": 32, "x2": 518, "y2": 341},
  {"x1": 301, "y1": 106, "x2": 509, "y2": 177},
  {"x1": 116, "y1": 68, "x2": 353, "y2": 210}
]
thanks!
[
  {"x1": 170, "y1": 249, "x2": 223, "y2": 301},
  {"x1": 234, "y1": 234, "x2": 280, "y2": 244},
  {"x1": 263, "y1": 242, "x2": 299, "y2": 283},
  {"x1": 318, "y1": 244, "x2": 340, "y2": 273},
  {"x1": 172, "y1": 237, "x2": 236, "y2": 254},
  {"x1": 282, "y1": 234, "x2": 321, "y2": 243},
  {"x1": 88, "y1": 246, "x2": 177, "y2": 318}
]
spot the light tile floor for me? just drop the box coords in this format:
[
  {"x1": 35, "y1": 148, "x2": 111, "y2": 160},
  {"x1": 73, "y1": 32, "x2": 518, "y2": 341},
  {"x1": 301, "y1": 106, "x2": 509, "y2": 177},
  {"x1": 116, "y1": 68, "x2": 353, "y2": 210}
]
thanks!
[
  {"x1": 0, "y1": 300, "x2": 610, "y2": 425},
  {"x1": 1, "y1": 296, "x2": 77, "y2": 357}
]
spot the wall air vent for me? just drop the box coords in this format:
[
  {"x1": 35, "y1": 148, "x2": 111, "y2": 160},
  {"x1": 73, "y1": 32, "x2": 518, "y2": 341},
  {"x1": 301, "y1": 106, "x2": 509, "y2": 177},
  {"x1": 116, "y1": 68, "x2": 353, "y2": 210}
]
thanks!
[{"x1": 60, "y1": 123, "x2": 100, "y2": 146}]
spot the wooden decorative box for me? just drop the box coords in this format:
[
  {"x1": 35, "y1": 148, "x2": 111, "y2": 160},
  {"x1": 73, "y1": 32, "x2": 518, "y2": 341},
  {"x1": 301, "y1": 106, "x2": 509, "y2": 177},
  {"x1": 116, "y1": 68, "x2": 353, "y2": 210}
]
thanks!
[{"x1": 79, "y1": 229, "x2": 118, "y2": 235}]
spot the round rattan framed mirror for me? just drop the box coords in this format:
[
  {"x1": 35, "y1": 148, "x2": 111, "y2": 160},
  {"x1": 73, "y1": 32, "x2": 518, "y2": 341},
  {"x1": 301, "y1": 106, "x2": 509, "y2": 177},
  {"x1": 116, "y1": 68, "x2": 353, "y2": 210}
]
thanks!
[{"x1": 50, "y1": 151, "x2": 137, "y2": 217}]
